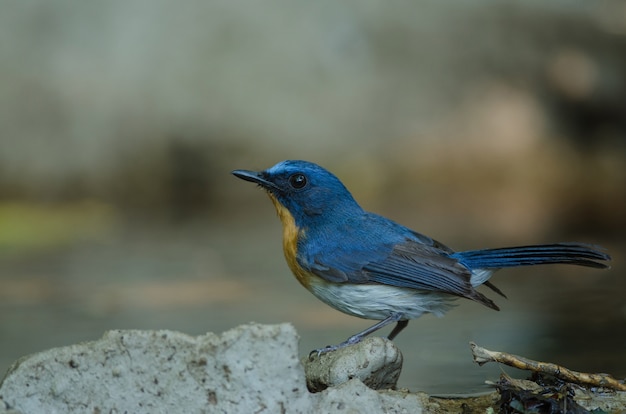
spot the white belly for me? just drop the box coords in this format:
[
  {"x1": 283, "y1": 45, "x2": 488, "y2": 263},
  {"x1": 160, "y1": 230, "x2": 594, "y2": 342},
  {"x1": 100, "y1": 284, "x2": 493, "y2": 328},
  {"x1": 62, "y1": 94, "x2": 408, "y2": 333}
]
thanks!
[{"x1": 308, "y1": 279, "x2": 458, "y2": 321}]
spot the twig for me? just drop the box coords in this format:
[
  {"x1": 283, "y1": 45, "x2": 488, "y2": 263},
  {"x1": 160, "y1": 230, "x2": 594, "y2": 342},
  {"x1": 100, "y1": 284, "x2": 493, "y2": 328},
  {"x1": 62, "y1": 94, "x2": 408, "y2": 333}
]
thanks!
[{"x1": 470, "y1": 341, "x2": 626, "y2": 391}]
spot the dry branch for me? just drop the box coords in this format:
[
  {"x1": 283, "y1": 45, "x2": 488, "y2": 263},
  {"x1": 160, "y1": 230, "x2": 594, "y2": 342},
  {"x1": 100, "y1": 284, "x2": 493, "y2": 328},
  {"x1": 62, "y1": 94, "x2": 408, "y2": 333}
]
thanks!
[{"x1": 470, "y1": 341, "x2": 626, "y2": 391}]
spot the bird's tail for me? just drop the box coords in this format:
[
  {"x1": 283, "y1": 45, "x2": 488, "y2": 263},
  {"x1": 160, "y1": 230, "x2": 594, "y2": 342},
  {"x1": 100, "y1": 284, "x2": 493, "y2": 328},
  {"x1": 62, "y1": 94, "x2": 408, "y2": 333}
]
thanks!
[{"x1": 452, "y1": 242, "x2": 611, "y2": 270}]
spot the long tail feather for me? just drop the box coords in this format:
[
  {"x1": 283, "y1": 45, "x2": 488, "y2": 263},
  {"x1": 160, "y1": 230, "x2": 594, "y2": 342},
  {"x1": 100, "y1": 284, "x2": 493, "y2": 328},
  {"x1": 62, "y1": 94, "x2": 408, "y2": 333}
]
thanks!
[{"x1": 452, "y1": 242, "x2": 611, "y2": 270}]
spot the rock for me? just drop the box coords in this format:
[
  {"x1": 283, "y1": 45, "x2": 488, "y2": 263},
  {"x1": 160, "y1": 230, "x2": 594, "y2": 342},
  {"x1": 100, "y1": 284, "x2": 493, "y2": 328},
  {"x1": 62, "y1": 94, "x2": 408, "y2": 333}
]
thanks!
[
  {"x1": 0, "y1": 324, "x2": 427, "y2": 414},
  {"x1": 0, "y1": 399, "x2": 23, "y2": 414},
  {"x1": 303, "y1": 336, "x2": 403, "y2": 392},
  {"x1": 315, "y1": 379, "x2": 431, "y2": 412},
  {"x1": 0, "y1": 324, "x2": 308, "y2": 413}
]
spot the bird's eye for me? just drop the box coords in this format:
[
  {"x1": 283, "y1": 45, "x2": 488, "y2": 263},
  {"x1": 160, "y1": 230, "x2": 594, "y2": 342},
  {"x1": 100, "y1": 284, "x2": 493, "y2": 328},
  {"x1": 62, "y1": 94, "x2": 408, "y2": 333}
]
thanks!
[{"x1": 288, "y1": 173, "x2": 307, "y2": 189}]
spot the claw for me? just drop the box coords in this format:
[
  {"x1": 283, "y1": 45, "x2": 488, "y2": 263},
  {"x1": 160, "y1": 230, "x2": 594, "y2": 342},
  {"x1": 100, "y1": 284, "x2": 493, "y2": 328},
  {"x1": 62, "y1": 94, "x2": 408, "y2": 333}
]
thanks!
[
  {"x1": 308, "y1": 313, "x2": 405, "y2": 361},
  {"x1": 308, "y1": 345, "x2": 338, "y2": 360},
  {"x1": 308, "y1": 335, "x2": 365, "y2": 360}
]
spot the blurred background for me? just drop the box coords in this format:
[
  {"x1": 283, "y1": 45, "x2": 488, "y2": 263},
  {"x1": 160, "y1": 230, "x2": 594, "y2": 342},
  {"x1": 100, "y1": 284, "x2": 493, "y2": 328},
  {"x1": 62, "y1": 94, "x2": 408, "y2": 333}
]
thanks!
[{"x1": 1, "y1": 1, "x2": 625, "y2": 394}]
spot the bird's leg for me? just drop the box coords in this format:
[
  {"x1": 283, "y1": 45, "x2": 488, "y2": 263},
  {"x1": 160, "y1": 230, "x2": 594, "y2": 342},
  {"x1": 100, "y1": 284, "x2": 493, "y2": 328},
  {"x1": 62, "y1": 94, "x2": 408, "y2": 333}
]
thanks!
[
  {"x1": 309, "y1": 313, "x2": 405, "y2": 359},
  {"x1": 387, "y1": 319, "x2": 409, "y2": 340}
]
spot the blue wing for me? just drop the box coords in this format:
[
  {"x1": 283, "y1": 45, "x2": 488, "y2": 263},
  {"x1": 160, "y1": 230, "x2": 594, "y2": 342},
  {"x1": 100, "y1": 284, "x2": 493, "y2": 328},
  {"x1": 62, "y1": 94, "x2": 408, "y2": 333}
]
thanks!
[
  {"x1": 299, "y1": 213, "x2": 499, "y2": 309},
  {"x1": 298, "y1": 211, "x2": 610, "y2": 311}
]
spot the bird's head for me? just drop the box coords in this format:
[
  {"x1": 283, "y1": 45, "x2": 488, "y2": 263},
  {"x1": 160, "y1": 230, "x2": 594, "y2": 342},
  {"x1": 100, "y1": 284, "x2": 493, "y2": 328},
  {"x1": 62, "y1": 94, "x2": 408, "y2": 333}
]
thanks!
[{"x1": 232, "y1": 160, "x2": 361, "y2": 227}]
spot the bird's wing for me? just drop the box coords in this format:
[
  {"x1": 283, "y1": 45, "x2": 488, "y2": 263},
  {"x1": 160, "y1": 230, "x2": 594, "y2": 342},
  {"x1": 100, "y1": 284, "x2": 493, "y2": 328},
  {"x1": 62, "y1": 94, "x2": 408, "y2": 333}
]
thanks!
[{"x1": 307, "y1": 233, "x2": 498, "y2": 310}]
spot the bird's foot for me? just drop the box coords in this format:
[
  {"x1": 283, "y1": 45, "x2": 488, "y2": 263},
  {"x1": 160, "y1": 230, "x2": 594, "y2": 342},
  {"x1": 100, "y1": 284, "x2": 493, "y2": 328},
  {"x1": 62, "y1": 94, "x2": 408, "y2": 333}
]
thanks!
[
  {"x1": 308, "y1": 345, "x2": 339, "y2": 360},
  {"x1": 308, "y1": 334, "x2": 364, "y2": 360}
]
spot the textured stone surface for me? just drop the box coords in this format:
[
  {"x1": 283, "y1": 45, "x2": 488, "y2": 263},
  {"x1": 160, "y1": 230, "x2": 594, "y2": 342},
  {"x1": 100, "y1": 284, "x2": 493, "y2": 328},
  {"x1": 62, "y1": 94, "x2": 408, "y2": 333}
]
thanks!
[
  {"x1": 0, "y1": 324, "x2": 427, "y2": 414},
  {"x1": 303, "y1": 336, "x2": 403, "y2": 392}
]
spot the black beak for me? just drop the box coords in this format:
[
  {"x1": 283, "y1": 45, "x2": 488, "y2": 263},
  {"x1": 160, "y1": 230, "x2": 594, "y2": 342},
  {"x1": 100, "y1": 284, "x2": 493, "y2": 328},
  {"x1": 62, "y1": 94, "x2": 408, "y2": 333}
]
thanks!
[{"x1": 232, "y1": 169, "x2": 279, "y2": 191}]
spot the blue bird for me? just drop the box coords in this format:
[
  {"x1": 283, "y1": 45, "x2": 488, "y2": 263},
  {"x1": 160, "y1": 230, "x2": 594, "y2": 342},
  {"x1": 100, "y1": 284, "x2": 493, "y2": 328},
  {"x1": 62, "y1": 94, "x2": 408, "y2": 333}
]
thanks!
[{"x1": 232, "y1": 160, "x2": 611, "y2": 356}]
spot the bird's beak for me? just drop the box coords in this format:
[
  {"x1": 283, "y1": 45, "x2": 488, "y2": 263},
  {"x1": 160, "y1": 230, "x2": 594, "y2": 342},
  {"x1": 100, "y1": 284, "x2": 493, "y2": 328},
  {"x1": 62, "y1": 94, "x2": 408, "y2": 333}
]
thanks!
[{"x1": 232, "y1": 169, "x2": 280, "y2": 191}]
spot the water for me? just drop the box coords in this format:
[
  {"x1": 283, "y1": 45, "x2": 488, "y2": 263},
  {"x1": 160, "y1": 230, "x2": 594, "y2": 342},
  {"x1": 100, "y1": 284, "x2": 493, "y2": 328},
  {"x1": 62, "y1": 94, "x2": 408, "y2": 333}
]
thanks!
[{"x1": 1, "y1": 216, "x2": 624, "y2": 394}]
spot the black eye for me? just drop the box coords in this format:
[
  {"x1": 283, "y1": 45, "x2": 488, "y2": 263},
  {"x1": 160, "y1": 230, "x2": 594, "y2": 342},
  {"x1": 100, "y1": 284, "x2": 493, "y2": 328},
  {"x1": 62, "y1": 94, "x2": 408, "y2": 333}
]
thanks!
[{"x1": 288, "y1": 173, "x2": 307, "y2": 189}]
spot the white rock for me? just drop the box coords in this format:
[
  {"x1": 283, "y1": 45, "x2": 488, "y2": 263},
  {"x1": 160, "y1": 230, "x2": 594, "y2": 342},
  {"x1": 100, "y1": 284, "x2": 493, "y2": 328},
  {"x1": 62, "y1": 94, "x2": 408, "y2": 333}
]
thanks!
[
  {"x1": 0, "y1": 323, "x2": 427, "y2": 413},
  {"x1": 304, "y1": 336, "x2": 403, "y2": 392}
]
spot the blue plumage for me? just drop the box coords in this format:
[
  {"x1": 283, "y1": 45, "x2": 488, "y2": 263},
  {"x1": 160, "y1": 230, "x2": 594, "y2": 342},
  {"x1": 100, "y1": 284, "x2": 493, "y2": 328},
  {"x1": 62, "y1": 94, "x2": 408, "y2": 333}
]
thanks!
[
  {"x1": 451, "y1": 243, "x2": 609, "y2": 269},
  {"x1": 232, "y1": 160, "x2": 611, "y2": 355}
]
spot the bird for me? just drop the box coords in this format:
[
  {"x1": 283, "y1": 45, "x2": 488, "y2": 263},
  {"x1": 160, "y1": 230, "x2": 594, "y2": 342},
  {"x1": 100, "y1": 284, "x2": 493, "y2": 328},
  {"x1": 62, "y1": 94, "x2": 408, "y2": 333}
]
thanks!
[{"x1": 232, "y1": 160, "x2": 611, "y2": 357}]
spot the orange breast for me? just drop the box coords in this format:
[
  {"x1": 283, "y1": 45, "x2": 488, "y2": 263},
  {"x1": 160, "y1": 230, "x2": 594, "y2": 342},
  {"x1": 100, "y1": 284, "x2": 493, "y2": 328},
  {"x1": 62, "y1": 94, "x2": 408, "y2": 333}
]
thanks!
[{"x1": 267, "y1": 193, "x2": 314, "y2": 289}]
